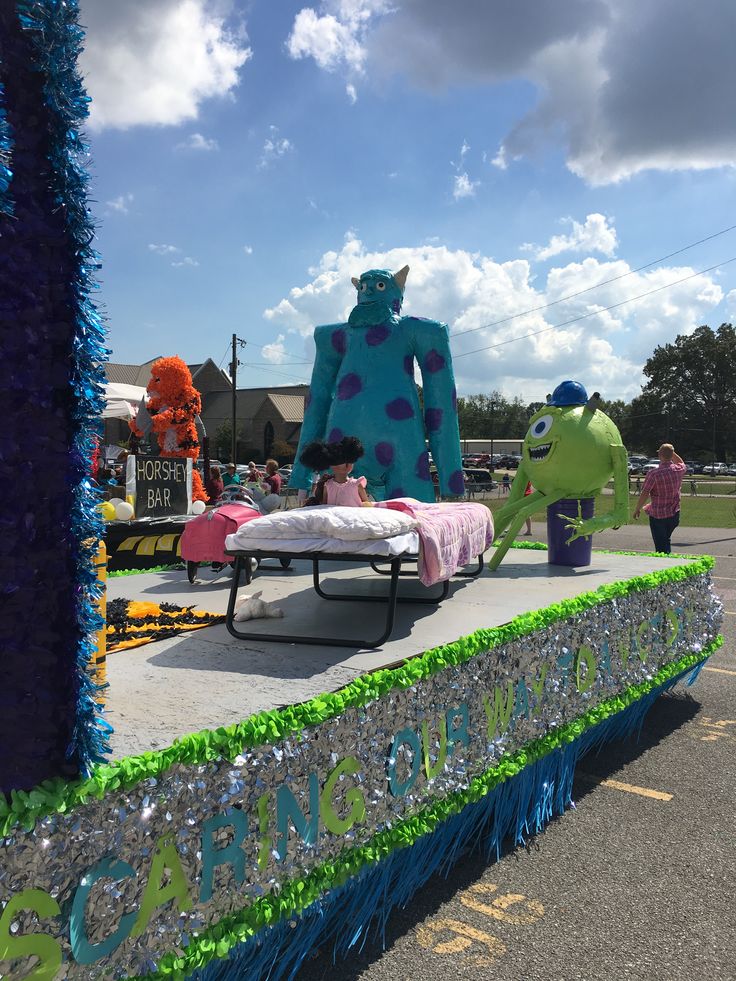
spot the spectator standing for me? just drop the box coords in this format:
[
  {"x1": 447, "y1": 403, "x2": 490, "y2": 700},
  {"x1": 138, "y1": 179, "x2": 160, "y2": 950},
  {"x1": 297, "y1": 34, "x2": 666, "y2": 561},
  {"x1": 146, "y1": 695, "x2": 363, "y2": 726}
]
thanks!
[
  {"x1": 205, "y1": 465, "x2": 224, "y2": 504},
  {"x1": 263, "y1": 459, "x2": 282, "y2": 496},
  {"x1": 222, "y1": 463, "x2": 241, "y2": 488},
  {"x1": 246, "y1": 461, "x2": 260, "y2": 484},
  {"x1": 633, "y1": 444, "x2": 686, "y2": 554},
  {"x1": 502, "y1": 472, "x2": 511, "y2": 495}
]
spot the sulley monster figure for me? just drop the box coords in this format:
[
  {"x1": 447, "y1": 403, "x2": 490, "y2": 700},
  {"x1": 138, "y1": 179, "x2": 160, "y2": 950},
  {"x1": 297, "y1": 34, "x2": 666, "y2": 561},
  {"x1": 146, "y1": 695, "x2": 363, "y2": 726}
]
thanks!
[
  {"x1": 129, "y1": 355, "x2": 207, "y2": 503},
  {"x1": 290, "y1": 266, "x2": 465, "y2": 502},
  {"x1": 489, "y1": 381, "x2": 629, "y2": 570}
]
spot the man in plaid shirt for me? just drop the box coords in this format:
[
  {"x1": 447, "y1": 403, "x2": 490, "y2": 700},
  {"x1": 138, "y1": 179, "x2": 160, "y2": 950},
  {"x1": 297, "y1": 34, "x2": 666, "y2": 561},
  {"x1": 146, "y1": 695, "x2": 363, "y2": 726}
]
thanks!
[{"x1": 633, "y1": 443, "x2": 686, "y2": 553}]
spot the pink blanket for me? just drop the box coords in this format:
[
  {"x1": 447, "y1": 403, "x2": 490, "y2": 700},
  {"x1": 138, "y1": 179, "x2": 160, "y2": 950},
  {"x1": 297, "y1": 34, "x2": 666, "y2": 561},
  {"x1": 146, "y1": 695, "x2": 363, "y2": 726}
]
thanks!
[
  {"x1": 377, "y1": 499, "x2": 494, "y2": 586},
  {"x1": 180, "y1": 504, "x2": 262, "y2": 563}
]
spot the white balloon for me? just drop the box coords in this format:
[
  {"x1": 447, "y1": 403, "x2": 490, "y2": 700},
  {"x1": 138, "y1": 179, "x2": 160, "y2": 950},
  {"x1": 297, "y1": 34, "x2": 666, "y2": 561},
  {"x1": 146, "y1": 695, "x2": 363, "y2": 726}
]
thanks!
[
  {"x1": 109, "y1": 497, "x2": 123, "y2": 507},
  {"x1": 191, "y1": 500, "x2": 206, "y2": 515},
  {"x1": 114, "y1": 501, "x2": 134, "y2": 521}
]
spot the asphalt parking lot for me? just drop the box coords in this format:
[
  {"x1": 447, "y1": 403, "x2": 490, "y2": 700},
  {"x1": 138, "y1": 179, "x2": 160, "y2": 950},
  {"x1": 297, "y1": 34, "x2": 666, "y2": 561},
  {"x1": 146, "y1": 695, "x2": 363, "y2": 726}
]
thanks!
[{"x1": 298, "y1": 525, "x2": 736, "y2": 981}]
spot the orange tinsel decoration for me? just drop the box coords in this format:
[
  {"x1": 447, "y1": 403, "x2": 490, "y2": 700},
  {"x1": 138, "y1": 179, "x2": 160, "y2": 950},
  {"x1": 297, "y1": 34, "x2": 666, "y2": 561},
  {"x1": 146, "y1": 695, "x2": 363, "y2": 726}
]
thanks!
[{"x1": 130, "y1": 355, "x2": 207, "y2": 502}]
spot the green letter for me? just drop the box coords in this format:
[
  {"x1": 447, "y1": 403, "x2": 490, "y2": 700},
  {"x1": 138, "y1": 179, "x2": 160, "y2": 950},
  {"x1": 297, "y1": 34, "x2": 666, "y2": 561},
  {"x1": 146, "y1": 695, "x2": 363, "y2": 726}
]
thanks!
[
  {"x1": 575, "y1": 645, "x2": 597, "y2": 693},
  {"x1": 320, "y1": 756, "x2": 366, "y2": 835},
  {"x1": 529, "y1": 661, "x2": 549, "y2": 715},
  {"x1": 483, "y1": 681, "x2": 515, "y2": 741},
  {"x1": 0, "y1": 889, "x2": 61, "y2": 981},
  {"x1": 131, "y1": 835, "x2": 191, "y2": 937}
]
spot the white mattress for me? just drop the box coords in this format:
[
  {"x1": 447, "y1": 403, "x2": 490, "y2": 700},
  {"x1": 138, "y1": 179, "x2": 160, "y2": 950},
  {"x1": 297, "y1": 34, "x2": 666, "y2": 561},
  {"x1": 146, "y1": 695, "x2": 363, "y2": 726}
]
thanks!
[{"x1": 225, "y1": 530, "x2": 420, "y2": 557}]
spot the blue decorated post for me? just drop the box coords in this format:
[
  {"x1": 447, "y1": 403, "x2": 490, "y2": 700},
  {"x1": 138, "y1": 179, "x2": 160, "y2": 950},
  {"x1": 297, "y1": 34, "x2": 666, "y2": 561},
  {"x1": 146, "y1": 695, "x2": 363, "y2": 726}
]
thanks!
[{"x1": 0, "y1": 0, "x2": 110, "y2": 792}]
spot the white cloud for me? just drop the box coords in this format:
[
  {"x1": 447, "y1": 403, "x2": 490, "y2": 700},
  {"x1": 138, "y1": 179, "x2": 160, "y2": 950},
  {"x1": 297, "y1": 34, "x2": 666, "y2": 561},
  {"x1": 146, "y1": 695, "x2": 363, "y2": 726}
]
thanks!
[
  {"x1": 262, "y1": 232, "x2": 724, "y2": 401},
  {"x1": 176, "y1": 132, "x2": 219, "y2": 151},
  {"x1": 171, "y1": 256, "x2": 199, "y2": 267},
  {"x1": 243, "y1": 245, "x2": 253, "y2": 255},
  {"x1": 259, "y1": 126, "x2": 294, "y2": 168},
  {"x1": 262, "y1": 335, "x2": 288, "y2": 363},
  {"x1": 289, "y1": 0, "x2": 736, "y2": 185},
  {"x1": 286, "y1": 7, "x2": 365, "y2": 73},
  {"x1": 530, "y1": 213, "x2": 618, "y2": 261},
  {"x1": 148, "y1": 243, "x2": 181, "y2": 255},
  {"x1": 80, "y1": 0, "x2": 251, "y2": 130},
  {"x1": 453, "y1": 173, "x2": 479, "y2": 200},
  {"x1": 285, "y1": 1, "x2": 393, "y2": 99},
  {"x1": 106, "y1": 192, "x2": 134, "y2": 214}
]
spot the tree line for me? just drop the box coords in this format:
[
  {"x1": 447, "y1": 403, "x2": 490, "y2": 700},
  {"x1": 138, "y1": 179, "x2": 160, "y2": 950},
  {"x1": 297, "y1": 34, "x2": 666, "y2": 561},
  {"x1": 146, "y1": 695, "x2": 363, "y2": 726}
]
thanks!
[{"x1": 458, "y1": 324, "x2": 736, "y2": 461}]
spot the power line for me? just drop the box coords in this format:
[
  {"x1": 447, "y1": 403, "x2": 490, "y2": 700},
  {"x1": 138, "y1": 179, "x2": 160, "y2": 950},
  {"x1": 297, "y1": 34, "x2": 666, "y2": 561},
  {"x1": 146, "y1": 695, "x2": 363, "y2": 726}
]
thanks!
[
  {"x1": 453, "y1": 256, "x2": 736, "y2": 360},
  {"x1": 238, "y1": 360, "x2": 311, "y2": 384},
  {"x1": 239, "y1": 335, "x2": 312, "y2": 365},
  {"x1": 450, "y1": 220, "x2": 736, "y2": 341}
]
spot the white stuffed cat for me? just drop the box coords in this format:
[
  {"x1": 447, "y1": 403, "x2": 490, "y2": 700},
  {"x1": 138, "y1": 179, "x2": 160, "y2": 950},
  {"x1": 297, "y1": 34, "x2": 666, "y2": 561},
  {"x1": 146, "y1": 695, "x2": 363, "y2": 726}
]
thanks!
[{"x1": 233, "y1": 590, "x2": 284, "y2": 622}]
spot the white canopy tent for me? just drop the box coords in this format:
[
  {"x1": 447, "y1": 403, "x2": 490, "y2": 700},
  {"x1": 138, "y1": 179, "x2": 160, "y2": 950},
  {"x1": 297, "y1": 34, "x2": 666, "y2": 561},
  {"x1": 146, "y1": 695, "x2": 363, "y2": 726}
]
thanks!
[{"x1": 103, "y1": 382, "x2": 146, "y2": 420}]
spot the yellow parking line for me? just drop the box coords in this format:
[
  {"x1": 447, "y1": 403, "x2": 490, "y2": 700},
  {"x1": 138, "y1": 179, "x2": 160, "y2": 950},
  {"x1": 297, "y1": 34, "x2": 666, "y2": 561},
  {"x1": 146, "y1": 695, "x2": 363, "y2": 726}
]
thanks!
[
  {"x1": 577, "y1": 773, "x2": 672, "y2": 801},
  {"x1": 704, "y1": 667, "x2": 736, "y2": 676}
]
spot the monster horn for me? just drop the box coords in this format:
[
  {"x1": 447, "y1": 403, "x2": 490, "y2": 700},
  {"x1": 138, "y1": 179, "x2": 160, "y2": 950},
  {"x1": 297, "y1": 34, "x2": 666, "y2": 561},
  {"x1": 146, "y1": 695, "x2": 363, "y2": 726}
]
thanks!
[
  {"x1": 393, "y1": 265, "x2": 410, "y2": 290},
  {"x1": 351, "y1": 276, "x2": 361, "y2": 290},
  {"x1": 585, "y1": 391, "x2": 602, "y2": 412}
]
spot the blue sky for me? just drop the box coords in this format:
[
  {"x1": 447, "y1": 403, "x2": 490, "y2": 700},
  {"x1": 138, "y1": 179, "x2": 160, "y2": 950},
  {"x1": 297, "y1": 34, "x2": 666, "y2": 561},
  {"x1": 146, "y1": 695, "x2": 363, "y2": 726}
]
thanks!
[{"x1": 80, "y1": 0, "x2": 736, "y2": 402}]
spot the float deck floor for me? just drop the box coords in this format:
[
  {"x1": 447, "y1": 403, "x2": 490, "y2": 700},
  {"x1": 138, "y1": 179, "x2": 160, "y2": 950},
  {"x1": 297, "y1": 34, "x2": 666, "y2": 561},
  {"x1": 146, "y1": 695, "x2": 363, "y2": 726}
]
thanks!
[{"x1": 105, "y1": 548, "x2": 690, "y2": 758}]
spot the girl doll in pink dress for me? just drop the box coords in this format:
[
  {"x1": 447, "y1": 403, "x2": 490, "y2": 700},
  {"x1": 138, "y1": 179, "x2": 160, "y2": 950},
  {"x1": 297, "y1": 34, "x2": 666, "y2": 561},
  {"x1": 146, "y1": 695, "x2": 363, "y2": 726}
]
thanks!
[{"x1": 299, "y1": 436, "x2": 371, "y2": 506}]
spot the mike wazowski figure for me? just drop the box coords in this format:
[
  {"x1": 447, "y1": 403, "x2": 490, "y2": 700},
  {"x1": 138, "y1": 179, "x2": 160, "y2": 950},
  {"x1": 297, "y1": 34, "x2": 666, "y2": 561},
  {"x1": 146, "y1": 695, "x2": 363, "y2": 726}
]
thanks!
[{"x1": 488, "y1": 381, "x2": 629, "y2": 571}]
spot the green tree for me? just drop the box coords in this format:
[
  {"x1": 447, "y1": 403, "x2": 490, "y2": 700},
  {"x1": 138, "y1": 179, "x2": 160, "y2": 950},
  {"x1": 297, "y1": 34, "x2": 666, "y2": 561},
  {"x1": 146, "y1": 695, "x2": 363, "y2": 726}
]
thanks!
[{"x1": 638, "y1": 324, "x2": 736, "y2": 460}]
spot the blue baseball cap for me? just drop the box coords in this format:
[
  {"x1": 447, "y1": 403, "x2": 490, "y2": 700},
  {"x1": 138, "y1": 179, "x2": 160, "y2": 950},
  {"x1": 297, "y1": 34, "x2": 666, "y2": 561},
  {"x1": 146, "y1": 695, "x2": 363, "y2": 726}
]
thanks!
[{"x1": 548, "y1": 380, "x2": 588, "y2": 407}]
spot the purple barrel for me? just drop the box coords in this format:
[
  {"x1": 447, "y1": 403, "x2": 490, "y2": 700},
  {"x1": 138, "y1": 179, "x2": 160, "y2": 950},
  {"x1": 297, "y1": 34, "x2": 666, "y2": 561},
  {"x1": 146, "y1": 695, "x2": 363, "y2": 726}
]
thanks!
[{"x1": 546, "y1": 498, "x2": 594, "y2": 567}]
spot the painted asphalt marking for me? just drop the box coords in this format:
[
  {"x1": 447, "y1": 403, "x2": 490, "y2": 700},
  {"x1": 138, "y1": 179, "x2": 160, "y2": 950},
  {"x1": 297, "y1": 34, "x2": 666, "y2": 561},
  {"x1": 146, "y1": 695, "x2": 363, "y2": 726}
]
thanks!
[
  {"x1": 704, "y1": 667, "x2": 736, "y2": 676},
  {"x1": 459, "y1": 884, "x2": 545, "y2": 925},
  {"x1": 415, "y1": 918, "x2": 507, "y2": 967},
  {"x1": 577, "y1": 772, "x2": 673, "y2": 801},
  {"x1": 713, "y1": 576, "x2": 736, "y2": 581},
  {"x1": 414, "y1": 883, "x2": 545, "y2": 968},
  {"x1": 696, "y1": 718, "x2": 736, "y2": 742}
]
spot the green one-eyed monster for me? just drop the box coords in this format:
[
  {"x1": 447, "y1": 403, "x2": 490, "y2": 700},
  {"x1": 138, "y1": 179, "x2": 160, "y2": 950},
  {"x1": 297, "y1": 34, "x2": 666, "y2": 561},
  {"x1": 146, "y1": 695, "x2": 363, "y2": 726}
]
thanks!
[{"x1": 489, "y1": 381, "x2": 629, "y2": 570}]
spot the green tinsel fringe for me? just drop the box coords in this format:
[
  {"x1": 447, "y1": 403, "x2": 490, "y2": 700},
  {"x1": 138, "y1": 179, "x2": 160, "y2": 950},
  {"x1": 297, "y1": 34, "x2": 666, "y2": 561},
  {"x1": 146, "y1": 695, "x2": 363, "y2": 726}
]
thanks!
[
  {"x1": 0, "y1": 555, "x2": 715, "y2": 836},
  {"x1": 108, "y1": 564, "x2": 184, "y2": 578}
]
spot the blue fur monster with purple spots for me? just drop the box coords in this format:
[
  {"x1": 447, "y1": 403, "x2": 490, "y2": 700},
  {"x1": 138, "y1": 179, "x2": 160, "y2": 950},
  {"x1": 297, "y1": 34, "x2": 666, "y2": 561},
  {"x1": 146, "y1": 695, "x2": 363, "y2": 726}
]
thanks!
[{"x1": 290, "y1": 266, "x2": 465, "y2": 502}]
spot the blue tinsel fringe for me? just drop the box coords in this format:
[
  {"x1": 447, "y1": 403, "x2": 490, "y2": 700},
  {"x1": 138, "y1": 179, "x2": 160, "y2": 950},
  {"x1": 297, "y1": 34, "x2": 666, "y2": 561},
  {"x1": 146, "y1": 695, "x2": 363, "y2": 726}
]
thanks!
[
  {"x1": 16, "y1": 0, "x2": 111, "y2": 772},
  {"x1": 0, "y1": 79, "x2": 13, "y2": 214},
  {"x1": 192, "y1": 664, "x2": 697, "y2": 981}
]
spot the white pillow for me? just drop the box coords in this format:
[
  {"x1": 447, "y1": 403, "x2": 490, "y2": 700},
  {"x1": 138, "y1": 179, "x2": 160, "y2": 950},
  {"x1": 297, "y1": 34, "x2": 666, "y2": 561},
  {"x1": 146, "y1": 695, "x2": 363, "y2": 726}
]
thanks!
[{"x1": 228, "y1": 505, "x2": 417, "y2": 543}]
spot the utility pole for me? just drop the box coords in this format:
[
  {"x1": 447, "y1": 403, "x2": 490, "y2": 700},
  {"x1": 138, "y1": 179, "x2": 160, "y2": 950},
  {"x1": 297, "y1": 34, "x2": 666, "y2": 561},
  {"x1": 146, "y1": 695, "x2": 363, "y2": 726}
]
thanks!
[{"x1": 230, "y1": 334, "x2": 246, "y2": 464}]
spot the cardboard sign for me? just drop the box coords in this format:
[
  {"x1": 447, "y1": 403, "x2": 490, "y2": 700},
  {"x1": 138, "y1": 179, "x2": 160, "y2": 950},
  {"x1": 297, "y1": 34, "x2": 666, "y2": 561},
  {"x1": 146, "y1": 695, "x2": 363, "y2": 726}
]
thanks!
[{"x1": 126, "y1": 455, "x2": 192, "y2": 518}]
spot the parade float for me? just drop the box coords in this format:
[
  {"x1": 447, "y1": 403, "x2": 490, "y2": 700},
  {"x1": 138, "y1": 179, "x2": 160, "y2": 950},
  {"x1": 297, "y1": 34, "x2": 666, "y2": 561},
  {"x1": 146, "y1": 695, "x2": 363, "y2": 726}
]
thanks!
[{"x1": 0, "y1": 4, "x2": 723, "y2": 981}]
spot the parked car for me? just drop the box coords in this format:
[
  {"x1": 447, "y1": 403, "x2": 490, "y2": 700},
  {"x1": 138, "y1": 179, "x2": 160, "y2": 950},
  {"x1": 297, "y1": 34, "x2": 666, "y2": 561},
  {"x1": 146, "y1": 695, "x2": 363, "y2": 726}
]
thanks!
[
  {"x1": 703, "y1": 463, "x2": 728, "y2": 475},
  {"x1": 727, "y1": 465, "x2": 736, "y2": 476},
  {"x1": 463, "y1": 467, "x2": 496, "y2": 486}
]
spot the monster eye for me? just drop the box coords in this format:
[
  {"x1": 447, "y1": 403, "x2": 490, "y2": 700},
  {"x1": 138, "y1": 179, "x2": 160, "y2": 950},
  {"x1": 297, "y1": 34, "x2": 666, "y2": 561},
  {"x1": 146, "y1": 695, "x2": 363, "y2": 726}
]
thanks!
[
  {"x1": 529, "y1": 414, "x2": 553, "y2": 439},
  {"x1": 359, "y1": 282, "x2": 368, "y2": 292},
  {"x1": 376, "y1": 281, "x2": 386, "y2": 291}
]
